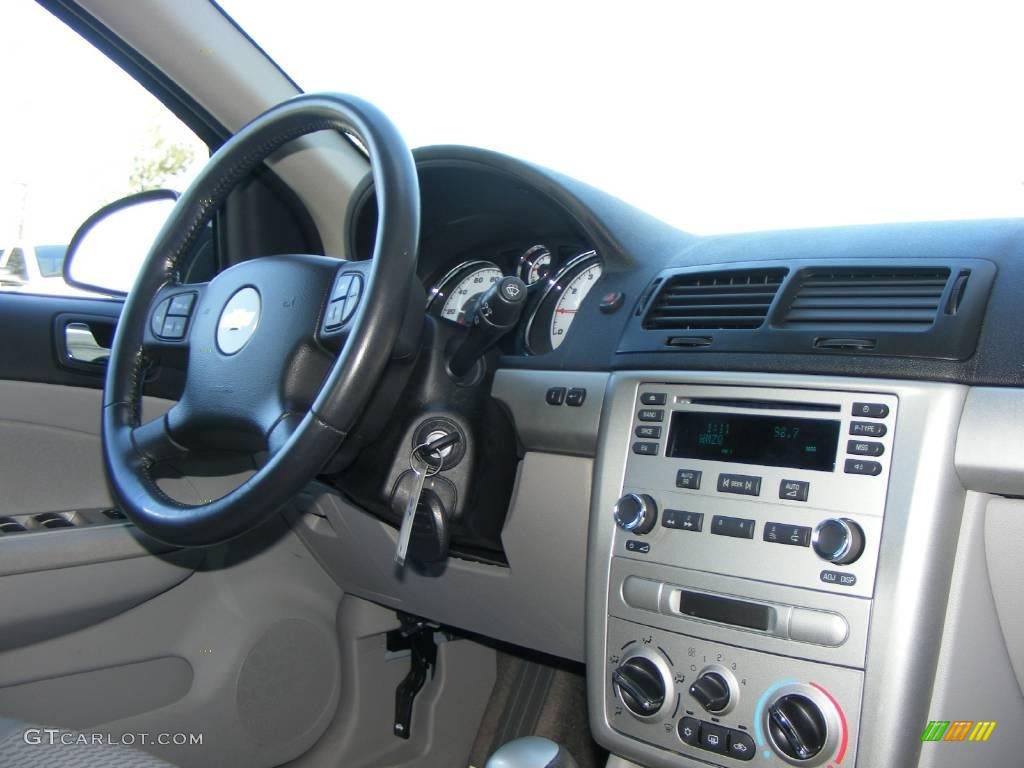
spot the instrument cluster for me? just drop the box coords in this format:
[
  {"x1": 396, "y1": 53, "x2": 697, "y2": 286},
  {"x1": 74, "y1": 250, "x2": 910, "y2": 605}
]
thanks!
[{"x1": 425, "y1": 242, "x2": 603, "y2": 355}]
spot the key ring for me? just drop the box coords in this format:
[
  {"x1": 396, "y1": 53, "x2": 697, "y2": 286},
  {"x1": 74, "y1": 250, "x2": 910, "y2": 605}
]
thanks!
[{"x1": 410, "y1": 442, "x2": 443, "y2": 476}]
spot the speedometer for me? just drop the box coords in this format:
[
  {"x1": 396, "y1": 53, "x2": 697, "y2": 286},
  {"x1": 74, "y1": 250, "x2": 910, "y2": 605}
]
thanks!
[
  {"x1": 524, "y1": 250, "x2": 602, "y2": 354},
  {"x1": 427, "y1": 260, "x2": 504, "y2": 325}
]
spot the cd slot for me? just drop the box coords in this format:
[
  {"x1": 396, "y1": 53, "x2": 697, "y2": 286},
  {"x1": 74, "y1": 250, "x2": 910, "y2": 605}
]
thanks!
[
  {"x1": 622, "y1": 576, "x2": 849, "y2": 647},
  {"x1": 684, "y1": 397, "x2": 841, "y2": 412}
]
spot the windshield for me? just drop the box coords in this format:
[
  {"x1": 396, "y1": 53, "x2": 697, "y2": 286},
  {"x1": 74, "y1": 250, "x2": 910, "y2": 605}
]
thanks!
[{"x1": 222, "y1": 1, "x2": 1023, "y2": 234}]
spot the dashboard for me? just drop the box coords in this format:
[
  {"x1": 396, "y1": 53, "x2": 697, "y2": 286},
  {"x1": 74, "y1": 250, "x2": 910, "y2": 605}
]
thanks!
[{"x1": 324, "y1": 144, "x2": 1024, "y2": 768}]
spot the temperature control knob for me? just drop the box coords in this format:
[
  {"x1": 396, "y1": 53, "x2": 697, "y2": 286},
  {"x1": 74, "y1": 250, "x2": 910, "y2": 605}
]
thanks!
[
  {"x1": 689, "y1": 671, "x2": 731, "y2": 713},
  {"x1": 611, "y1": 656, "x2": 666, "y2": 717},
  {"x1": 613, "y1": 493, "x2": 657, "y2": 534},
  {"x1": 812, "y1": 518, "x2": 865, "y2": 565},
  {"x1": 767, "y1": 694, "x2": 828, "y2": 761}
]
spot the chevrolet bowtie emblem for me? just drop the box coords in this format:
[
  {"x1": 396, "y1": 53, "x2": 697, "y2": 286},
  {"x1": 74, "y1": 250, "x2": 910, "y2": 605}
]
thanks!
[{"x1": 221, "y1": 308, "x2": 256, "y2": 331}]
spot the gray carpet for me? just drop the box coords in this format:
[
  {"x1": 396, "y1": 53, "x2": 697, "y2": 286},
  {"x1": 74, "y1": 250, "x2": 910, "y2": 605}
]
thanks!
[{"x1": 468, "y1": 652, "x2": 605, "y2": 768}]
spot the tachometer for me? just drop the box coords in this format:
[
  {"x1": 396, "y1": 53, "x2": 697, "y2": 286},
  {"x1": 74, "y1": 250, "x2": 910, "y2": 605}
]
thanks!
[
  {"x1": 524, "y1": 250, "x2": 602, "y2": 354},
  {"x1": 428, "y1": 260, "x2": 504, "y2": 325}
]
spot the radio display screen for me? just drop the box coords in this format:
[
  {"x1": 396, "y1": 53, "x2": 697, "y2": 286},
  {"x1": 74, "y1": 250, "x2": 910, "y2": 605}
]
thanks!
[{"x1": 666, "y1": 412, "x2": 840, "y2": 472}]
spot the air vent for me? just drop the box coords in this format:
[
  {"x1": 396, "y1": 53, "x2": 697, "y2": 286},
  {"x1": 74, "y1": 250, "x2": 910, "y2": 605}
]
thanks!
[
  {"x1": 643, "y1": 269, "x2": 788, "y2": 330},
  {"x1": 782, "y1": 267, "x2": 952, "y2": 328}
]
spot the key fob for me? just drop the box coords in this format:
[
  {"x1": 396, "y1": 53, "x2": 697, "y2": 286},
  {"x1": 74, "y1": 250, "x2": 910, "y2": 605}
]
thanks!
[{"x1": 408, "y1": 488, "x2": 450, "y2": 564}]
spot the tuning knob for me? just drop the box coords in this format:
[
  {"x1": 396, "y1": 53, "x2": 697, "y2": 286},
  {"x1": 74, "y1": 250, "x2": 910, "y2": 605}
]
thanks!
[
  {"x1": 611, "y1": 656, "x2": 666, "y2": 718},
  {"x1": 767, "y1": 694, "x2": 828, "y2": 761},
  {"x1": 812, "y1": 518, "x2": 865, "y2": 565},
  {"x1": 689, "y1": 671, "x2": 731, "y2": 713},
  {"x1": 613, "y1": 493, "x2": 657, "y2": 534}
]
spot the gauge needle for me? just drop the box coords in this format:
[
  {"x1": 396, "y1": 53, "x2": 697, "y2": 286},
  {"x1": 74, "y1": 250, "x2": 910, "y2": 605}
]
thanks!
[{"x1": 555, "y1": 308, "x2": 577, "y2": 314}]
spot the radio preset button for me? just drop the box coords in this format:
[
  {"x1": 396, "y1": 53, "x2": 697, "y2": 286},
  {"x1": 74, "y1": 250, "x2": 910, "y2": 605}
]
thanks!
[
  {"x1": 663, "y1": 509, "x2": 703, "y2": 532},
  {"x1": 850, "y1": 421, "x2": 886, "y2": 437},
  {"x1": 637, "y1": 409, "x2": 664, "y2": 422},
  {"x1": 852, "y1": 401, "x2": 889, "y2": 418},
  {"x1": 632, "y1": 441, "x2": 659, "y2": 456},
  {"x1": 676, "y1": 469, "x2": 702, "y2": 489},
  {"x1": 764, "y1": 522, "x2": 811, "y2": 547},
  {"x1": 717, "y1": 473, "x2": 762, "y2": 496},
  {"x1": 779, "y1": 479, "x2": 810, "y2": 502},
  {"x1": 845, "y1": 458, "x2": 882, "y2": 476},
  {"x1": 711, "y1": 515, "x2": 755, "y2": 539},
  {"x1": 635, "y1": 425, "x2": 661, "y2": 439},
  {"x1": 640, "y1": 392, "x2": 668, "y2": 406},
  {"x1": 847, "y1": 439, "x2": 884, "y2": 456}
]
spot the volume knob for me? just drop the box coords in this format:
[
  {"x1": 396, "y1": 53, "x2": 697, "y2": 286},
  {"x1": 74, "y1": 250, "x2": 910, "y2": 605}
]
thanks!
[
  {"x1": 812, "y1": 518, "x2": 865, "y2": 565},
  {"x1": 613, "y1": 494, "x2": 657, "y2": 534}
]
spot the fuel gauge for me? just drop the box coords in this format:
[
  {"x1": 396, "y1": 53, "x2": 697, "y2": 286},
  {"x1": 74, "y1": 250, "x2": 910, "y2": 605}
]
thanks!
[{"x1": 517, "y1": 245, "x2": 553, "y2": 285}]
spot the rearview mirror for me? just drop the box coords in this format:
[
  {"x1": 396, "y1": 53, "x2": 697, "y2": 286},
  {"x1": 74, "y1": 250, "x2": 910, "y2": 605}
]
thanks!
[{"x1": 64, "y1": 189, "x2": 178, "y2": 296}]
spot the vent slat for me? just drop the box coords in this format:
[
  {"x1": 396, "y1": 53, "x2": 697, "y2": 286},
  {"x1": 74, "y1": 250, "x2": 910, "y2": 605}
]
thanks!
[
  {"x1": 781, "y1": 267, "x2": 951, "y2": 328},
  {"x1": 643, "y1": 268, "x2": 787, "y2": 331}
]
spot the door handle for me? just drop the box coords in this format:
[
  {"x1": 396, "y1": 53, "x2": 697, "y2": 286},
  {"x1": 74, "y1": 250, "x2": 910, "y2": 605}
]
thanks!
[
  {"x1": 65, "y1": 322, "x2": 109, "y2": 364},
  {"x1": 53, "y1": 313, "x2": 116, "y2": 372}
]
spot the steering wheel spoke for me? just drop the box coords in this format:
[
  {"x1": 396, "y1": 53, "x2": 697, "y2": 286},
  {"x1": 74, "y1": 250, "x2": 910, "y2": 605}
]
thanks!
[{"x1": 131, "y1": 406, "x2": 190, "y2": 464}]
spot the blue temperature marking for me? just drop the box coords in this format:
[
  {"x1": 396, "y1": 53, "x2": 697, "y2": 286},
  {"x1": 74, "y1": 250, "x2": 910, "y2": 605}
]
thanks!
[{"x1": 754, "y1": 679, "x2": 799, "y2": 748}]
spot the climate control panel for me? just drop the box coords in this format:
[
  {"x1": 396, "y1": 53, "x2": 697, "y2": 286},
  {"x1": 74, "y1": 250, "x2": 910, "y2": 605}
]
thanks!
[{"x1": 605, "y1": 617, "x2": 861, "y2": 767}]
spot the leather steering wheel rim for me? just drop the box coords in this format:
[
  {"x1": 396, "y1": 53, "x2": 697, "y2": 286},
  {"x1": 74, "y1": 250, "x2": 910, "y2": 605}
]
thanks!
[{"x1": 102, "y1": 93, "x2": 419, "y2": 547}]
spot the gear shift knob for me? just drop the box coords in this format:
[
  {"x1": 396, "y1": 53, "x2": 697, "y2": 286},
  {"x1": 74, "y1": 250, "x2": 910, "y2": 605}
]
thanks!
[{"x1": 484, "y1": 736, "x2": 579, "y2": 768}]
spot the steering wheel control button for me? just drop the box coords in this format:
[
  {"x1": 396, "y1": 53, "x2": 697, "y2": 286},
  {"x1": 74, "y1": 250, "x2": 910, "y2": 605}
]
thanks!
[
  {"x1": 662, "y1": 509, "x2": 703, "y2": 532},
  {"x1": 151, "y1": 298, "x2": 171, "y2": 336},
  {"x1": 635, "y1": 425, "x2": 661, "y2": 439},
  {"x1": 614, "y1": 493, "x2": 658, "y2": 534},
  {"x1": 160, "y1": 315, "x2": 187, "y2": 339},
  {"x1": 847, "y1": 439, "x2": 884, "y2": 456},
  {"x1": 637, "y1": 409, "x2": 664, "y2": 422},
  {"x1": 779, "y1": 479, "x2": 810, "y2": 501},
  {"x1": 699, "y1": 722, "x2": 729, "y2": 754},
  {"x1": 850, "y1": 421, "x2": 886, "y2": 437},
  {"x1": 599, "y1": 290, "x2": 625, "y2": 313},
  {"x1": 764, "y1": 522, "x2": 812, "y2": 547},
  {"x1": 640, "y1": 392, "x2": 667, "y2": 406},
  {"x1": 675, "y1": 469, "x2": 702, "y2": 489},
  {"x1": 727, "y1": 730, "x2": 755, "y2": 761},
  {"x1": 844, "y1": 458, "x2": 882, "y2": 476},
  {"x1": 717, "y1": 473, "x2": 762, "y2": 496},
  {"x1": 852, "y1": 401, "x2": 889, "y2": 418},
  {"x1": 331, "y1": 274, "x2": 353, "y2": 301},
  {"x1": 325, "y1": 300, "x2": 345, "y2": 329},
  {"x1": 546, "y1": 387, "x2": 566, "y2": 405},
  {"x1": 216, "y1": 286, "x2": 261, "y2": 355},
  {"x1": 167, "y1": 292, "x2": 196, "y2": 316},
  {"x1": 632, "y1": 441, "x2": 659, "y2": 456},
  {"x1": 678, "y1": 716, "x2": 701, "y2": 746},
  {"x1": 565, "y1": 387, "x2": 587, "y2": 406},
  {"x1": 813, "y1": 518, "x2": 865, "y2": 565},
  {"x1": 341, "y1": 274, "x2": 363, "y2": 322},
  {"x1": 711, "y1": 515, "x2": 755, "y2": 539}
]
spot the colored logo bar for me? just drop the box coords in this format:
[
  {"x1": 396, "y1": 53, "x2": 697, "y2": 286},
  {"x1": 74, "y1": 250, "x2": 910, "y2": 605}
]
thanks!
[{"x1": 921, "y1": 721, "x2": 997, "y2": 742}]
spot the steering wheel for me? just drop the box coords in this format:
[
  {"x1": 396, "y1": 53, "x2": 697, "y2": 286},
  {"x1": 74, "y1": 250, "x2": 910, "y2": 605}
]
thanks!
[{"x1": 102, "y1": 93, "x2": 419, "y2": 547}]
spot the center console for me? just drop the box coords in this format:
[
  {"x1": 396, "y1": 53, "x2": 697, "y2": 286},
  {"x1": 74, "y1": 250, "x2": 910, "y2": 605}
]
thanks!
[{"x1": 586, "y1": 372, "x2": 969, "y2": 768}]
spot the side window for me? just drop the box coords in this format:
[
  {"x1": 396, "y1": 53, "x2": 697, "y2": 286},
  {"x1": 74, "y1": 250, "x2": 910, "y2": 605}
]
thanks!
[{"x1": 0, "y1": 3, "x2": 208, "y2": 298}]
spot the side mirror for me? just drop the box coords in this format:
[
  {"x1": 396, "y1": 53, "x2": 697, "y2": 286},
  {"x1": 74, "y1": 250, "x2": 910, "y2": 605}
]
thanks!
[{"x1": 64, "y1": 189, "x2": 178, "y2": 296}]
